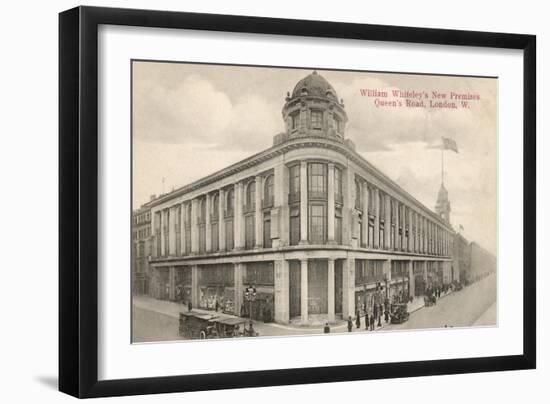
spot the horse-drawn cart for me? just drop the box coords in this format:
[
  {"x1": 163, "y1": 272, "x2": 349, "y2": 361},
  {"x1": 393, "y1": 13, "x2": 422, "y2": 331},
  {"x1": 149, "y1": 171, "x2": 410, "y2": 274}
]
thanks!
[{"x1": 390, "y1": 303, "x2": 410, "y2": 324}]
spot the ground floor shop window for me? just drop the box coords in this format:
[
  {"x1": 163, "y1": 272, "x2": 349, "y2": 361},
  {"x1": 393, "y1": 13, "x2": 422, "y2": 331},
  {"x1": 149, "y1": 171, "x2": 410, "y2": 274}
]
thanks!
[
  {"x1": 198, "y1": 264, "x2": 234, "y2": 312},
  {"x1": 211, "y1": 222, "x2": 218, "y2": 251},
  {"x1": 263, "y1": 212, "x2": 271, "y2": 248},
  {"x1": 245, "y1": 214, "x2": 255, "y2": 249},
  {"x1": 240, "y1": 290, "x2": 274, "y2": 322},
  {"x1": 225, "y1": 219, "x2": 234, "y2": 250},
  {"x1": 355, "y1": 259, "x2": 384, "y2": 285},
  {"x1": 335, "y1": 260, "x2": 343, "y2": 315},
  {"x1": 289, "y1": 261, "x2": 301, "y2": 318},
  {"x1": 308, "y1": 260, "x2": 328, "y2": 314}
]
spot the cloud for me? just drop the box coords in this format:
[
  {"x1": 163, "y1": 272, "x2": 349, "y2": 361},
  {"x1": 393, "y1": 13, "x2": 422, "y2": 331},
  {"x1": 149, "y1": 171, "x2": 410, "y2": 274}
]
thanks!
[{"x1": 133, "y1": 74, "x2": 282, "y2": 151}]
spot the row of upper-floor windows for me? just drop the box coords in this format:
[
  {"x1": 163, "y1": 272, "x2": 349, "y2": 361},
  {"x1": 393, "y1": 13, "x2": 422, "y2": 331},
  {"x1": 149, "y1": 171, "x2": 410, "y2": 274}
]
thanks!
[
  {"x1": 132, "y1": 227, "x2": 151, "y2": 240},
  {"x1": 149, "y1": 162, "x2": 452, "y2": 255},
  {"x1": 133, "y1": 211, "x2": 151, "y2": 225},
  {"x1": 152, "y1": 175, "x2": 275, "y2": 231}
]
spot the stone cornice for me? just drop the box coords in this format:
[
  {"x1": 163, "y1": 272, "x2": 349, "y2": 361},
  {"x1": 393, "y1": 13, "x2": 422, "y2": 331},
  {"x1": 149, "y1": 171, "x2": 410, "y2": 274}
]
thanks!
[{"x1": 145, "y1": 136, "x2": 452, "y2": 230}]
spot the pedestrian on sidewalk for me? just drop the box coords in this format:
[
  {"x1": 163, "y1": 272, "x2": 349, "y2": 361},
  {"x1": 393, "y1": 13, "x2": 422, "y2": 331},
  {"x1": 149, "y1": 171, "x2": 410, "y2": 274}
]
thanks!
[
  {"x1": 347, "y1": 316, "x2": 353, "y2": 332},
  {"x1": 187, "y1": 301, "x2": 192, "y2": 312},
  {"x1": 355, "y1": 310, "x2": 361, "y2": 329},
  {"x1": 369, "y1": 311, "x2": 375, "y2": 331},
  {"x1": 324, "y1": 322, "x2": 330, "y2": 334},
  {"x1": 365, "y1": 309, "x2": 370, "y2": 330}
]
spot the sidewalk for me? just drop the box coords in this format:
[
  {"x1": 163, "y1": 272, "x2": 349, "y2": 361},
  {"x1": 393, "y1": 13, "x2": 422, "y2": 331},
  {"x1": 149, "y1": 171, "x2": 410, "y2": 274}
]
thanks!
[
  {"x1": 133, "y1": 291, "x2": 454, "y2": 337},
  {"x1": 133, "y1": 295, "x2": 390, "y2": 336}
]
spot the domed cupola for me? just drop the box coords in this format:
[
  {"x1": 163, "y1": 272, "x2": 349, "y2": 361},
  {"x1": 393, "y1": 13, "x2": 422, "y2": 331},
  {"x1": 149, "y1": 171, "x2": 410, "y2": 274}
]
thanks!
[{"x1": 281, "y1": 71, "x2": 348, "y2": 141}]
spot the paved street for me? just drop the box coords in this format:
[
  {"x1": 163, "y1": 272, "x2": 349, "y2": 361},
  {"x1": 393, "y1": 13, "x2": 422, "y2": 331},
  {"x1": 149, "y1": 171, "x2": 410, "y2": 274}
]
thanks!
[
  {"x1": 132, "y1": 273, "x2": 496, "y2": 342},
  {"x1": 382, "y1": 273, "x2": 496, "y2": 332}
]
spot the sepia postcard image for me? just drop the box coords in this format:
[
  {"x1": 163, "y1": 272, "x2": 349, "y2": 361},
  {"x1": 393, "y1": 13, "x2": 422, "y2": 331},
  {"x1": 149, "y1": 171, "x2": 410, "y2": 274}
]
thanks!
[{"x1": 131, "y1": 60, "x2": 497, "y2": 343}]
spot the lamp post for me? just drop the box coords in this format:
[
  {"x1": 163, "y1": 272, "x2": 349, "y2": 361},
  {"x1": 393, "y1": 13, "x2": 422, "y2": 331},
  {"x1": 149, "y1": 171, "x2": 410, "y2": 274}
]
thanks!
[{"x1": 244, "y1": 285, "x2": 257, "y2": 323}]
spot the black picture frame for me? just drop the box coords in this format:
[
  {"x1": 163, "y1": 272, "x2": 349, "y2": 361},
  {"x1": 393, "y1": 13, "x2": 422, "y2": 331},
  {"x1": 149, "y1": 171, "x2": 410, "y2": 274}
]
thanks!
[{"x1": 59, "y1": 5, "x2": 536, "y2": 398}]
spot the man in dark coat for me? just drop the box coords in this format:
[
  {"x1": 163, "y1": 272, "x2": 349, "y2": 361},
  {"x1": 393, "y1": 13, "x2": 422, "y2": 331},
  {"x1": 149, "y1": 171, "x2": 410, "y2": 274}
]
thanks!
[
  {"x1": 384, "y1": 298, "x2": 390, "y2": 323},
  {"x1": 187, "y1": 301, "x2": 192, "y2": 312},
  {"x1": 324, "y1": 323, "x2": 330, "y2": 334},
  {"x1": 369, "y1": 312, "x2": 375, "y2": 331},
  {"x1": 365, "y1": 310, "x2": 370, "y2": 330},
  {"x1": 347, "y1": 316, "x2": 353, "y2": 332},
  {"x1": 355, "y1": 310, "x2": 361, "y2": 329}
]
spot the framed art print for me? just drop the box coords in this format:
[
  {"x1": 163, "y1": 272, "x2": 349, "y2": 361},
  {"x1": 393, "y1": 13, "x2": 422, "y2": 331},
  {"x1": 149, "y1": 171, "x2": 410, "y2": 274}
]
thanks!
[{"x1": 59, "y1": 6, "x2": 536, "y2": 398}]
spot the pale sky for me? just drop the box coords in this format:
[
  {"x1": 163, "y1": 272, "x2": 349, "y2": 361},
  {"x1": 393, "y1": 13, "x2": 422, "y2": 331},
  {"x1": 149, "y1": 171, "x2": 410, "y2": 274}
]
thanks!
[{"x1": 132, "y1": 61, "x2": 497, "y2": 255}]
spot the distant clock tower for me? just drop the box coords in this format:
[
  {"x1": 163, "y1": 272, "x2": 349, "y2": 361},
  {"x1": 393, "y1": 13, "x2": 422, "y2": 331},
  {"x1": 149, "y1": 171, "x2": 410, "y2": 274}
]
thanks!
[{"x1": 435, "y1": 183, "x2": 451, "y2": 223}]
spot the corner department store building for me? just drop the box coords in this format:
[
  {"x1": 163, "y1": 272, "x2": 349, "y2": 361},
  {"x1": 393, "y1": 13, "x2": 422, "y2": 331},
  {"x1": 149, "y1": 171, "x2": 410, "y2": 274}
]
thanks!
[{"x1": 145, "y1": 71, "x2": 456, "y2": 325}]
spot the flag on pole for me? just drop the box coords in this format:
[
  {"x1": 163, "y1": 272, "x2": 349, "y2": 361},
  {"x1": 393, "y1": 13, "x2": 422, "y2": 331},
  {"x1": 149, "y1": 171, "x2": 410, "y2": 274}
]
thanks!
[{"x1": 442, "y1": 137, "x2": 459, "y2": 153}]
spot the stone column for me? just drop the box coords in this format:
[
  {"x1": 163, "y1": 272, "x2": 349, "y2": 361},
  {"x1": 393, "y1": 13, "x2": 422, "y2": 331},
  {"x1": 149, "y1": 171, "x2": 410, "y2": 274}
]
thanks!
[
  {"x1": 205, "y1": 194, "x2": 212, "y2": 252},
  {"x1": 218, "y1": 189, "x2": 226, "y2": 251},
  {"x1": 191, "y1": 199, "x2": 199, "y2": 254},
  {"x1": 300, "y1": 259, "x2": 308, "y2": 323},
  {"x1": 168, "y1": 266, "x2": 176, "y2": 300},
  {"x1": 344, "y1": 167, "x2": 355, "y2": 246},
  {"x1": 273, "y1": 162, "x2": 287, "y2": 247},
  {"x1": 299, "y1": 161, "x2": 308, "y2": 244},
  {"x1": 234, "y1": 263, "x2": 244, "y2": 317},
  {"x1": 407, "y1": 261, "x2": 414, "y2": 299},
  {"x1": 274, "y1": 259, "x2": 289, "y2": 323},
  {"x1": 255, "y1": 175, "x2": 263, "y2": 248},
  {"x1": 374, "y1": 188, "x2": 380, "y2": 248},
  {"x1": 413, "y1": 212, "x2": 420, "y2": 253},
  {"x1": 395, "y1": 202, "x2": 400, "y2": 251},
  {"x1": 423, "y1": 261, "x2": 428, "y2": 283},
  {"x1": 160, "y1": 210, "x2": 166, "y2": 256},
  {"x1": 191, "y1": 265, "x2": 199, "y2": 307},
  {"x1": 327, "y1": 258, "x2": 335, "y2": 322},
  {"x1": 342, "y1": 257, "x2": 356, "y2": 318},
  {"x1": 180, "y1": 203, "x2": 186, "y2": 256},
  {"x1": 383, "y1": 259, "x2": 392, "y2": 300},
  {"x1": 169, "y1": 207, "x2": 176, "y2": 256},
  {"x1": 362, "y1": 184, "x2": 369, "y2": 247},
  {"x1": 424, "y1": 218, "x2": 428, "y2": 254},
  {"x1": 327, "y1": 163, "x2": 336, "y2": 243},
  {"x1": 234, "y1": 182, "x2": 244, "y2": 250},
  {"x1": 437, "y1": 226, "x2": 440, "y2": 255},
  {"x1": 407, "y1": 209, "x2": 414, "y2": 252},
  {"x1": 384, "y1": 194, "x2": 391, "y2": 250}
]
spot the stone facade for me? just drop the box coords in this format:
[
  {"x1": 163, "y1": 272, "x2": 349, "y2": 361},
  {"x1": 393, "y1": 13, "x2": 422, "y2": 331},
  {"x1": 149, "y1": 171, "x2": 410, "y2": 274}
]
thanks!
[
  {"x1": 132, "y1": 206, "x2": 152, "y2": 295},
  {"x1": 141, "y1": 71, "x2": 456, "y2": 325}
]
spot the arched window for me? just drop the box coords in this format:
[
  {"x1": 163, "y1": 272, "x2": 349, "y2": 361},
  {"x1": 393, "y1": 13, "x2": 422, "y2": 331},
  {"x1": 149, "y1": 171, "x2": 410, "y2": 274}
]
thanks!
[
  {"x1": 355, "y1": 180, "x2": 362, "y2": 209},
  {"x1": 212, "y1": 194, "x2": 219, "y2": 220},
  {"x1": 199, "y1": 199, "x2": 206, "y2": 224},
  {"x1": 264, "y1": 174, "x2": 274, "y2": 207},
  {"x1": 226, "y1": 189, "x2": 234, "y2": 216},
  {"x1": 368, "y1": 187, "x2": 374, "y2": 214},
  {"x1": 246, "y1": 181, "x2": 256, "y2": 209},
  {"x1": 334, "y1": 115, "x2": 342, "y2": 134},
  {"x1": 291, "y1": 111, "x2": 300, "y2": 130},
  {"x1": 245, "y1": 181, "x2": 256, "y2": 249}
]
